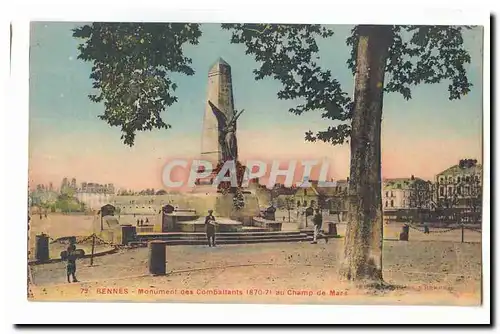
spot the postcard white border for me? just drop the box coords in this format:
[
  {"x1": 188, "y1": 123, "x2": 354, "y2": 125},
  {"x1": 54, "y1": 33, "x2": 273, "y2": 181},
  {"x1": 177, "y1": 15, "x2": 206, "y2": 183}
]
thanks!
[{"x1": 2, "y1": 0, "x2": 492, "y2": 327}]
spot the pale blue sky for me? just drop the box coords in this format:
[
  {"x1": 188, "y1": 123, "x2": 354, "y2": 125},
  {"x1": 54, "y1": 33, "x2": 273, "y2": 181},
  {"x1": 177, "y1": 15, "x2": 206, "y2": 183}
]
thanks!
[{"x1": 29, "y1": 22, "x2": 483, "y2": 189}]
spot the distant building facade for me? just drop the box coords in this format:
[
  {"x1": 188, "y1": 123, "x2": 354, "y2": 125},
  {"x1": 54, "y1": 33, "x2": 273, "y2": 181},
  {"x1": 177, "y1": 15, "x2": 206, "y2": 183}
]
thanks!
[
  {"x1": 382, "y1": 176, "x2": 432, "y2": 211},
  {"x1": 435, "y1": 159, "x2": 482, "y2": 209},
  {"x1": 293, "y1": 179, "x2": 349, "y2": 211},
  {"x1": 73, "y1": 181, "x2": 115, "y2": 210},
  {"x1": 79, "y1": 182, "x2": 115, "y2": 194}
]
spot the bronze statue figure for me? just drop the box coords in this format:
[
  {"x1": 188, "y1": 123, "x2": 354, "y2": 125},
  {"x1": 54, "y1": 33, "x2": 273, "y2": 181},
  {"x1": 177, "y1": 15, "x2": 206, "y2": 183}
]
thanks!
[{"x1": 208, "y1": 100, "x2": 244, "y2": 161}]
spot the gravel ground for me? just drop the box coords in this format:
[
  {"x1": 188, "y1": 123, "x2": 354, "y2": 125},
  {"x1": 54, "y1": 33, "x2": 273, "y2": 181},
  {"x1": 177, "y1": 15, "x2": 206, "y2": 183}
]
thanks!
[
  {"x1": 30, "y1": 238, "x2": 481, "y2": 305},
  {"x1": 28, "y1": 213, "x2": 482, "y2": 305}
]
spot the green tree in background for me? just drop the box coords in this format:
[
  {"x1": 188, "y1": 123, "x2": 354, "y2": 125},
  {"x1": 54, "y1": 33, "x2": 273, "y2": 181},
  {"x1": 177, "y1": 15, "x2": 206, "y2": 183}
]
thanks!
[{"x1": 73, "y1": 23, "x2": 475, "y2": 283}]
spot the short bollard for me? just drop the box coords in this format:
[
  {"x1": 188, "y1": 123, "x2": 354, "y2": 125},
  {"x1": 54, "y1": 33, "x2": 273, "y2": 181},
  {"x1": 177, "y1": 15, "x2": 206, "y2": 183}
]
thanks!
[
  {"x1": 399, "y1": 224, "x2": 409, "y2": 241},
  {"x1": 35, "y1": 233, "x2": 50, "y2": 262},
  {"x1": 327, "y1": 222, "x2": 338, "y2": 236},
  {"x1": 149, "y1": 241, "x2": 167, "y2": 275}
]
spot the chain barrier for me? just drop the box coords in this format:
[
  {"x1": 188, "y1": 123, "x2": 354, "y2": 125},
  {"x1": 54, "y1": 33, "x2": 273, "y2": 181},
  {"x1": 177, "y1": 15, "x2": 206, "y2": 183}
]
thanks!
[
  {"x1": 47, "y1": 232, "x2": 129, "y2": 250},
  {"x1": 466, "y1": 227, "x2": 482, "y2": 233},
  {"x1": 406, "y1": 223, "x2": 460, "y2": 234},
  {"x1": 92, "y1": 234, "x2": 129, "y2": 250},
  {"x1": 76, "y1": 235, "x2": 95, "y2": 244},
  {"x1": 428, "y1": 226, "x2": 461, "y2": 234},
  {"x1": 406, "y1": 224, "x2": 425, "y2": 233}
]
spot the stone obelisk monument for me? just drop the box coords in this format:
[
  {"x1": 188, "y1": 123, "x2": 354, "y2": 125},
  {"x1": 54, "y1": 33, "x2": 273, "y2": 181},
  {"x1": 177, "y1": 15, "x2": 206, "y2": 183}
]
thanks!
[{"x1": 201, "y1": 57, "x2": 235, "y2": 166}]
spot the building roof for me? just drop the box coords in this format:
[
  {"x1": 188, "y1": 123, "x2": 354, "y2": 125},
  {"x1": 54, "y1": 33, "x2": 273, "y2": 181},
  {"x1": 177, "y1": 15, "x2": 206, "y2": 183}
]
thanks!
[
  {"x1": 383, "y1": 177, "x2": 426, "y2": 190},
  {"x1": 294, "y1": 179, "x2": 349, "y2": 197},
  {"x1": 437, "y1": 163, "x2": 483, "y2": 176}
]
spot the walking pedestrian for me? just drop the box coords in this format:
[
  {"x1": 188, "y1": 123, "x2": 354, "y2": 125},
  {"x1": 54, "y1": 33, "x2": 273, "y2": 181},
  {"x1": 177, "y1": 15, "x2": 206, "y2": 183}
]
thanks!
[{"x1": 205, "y1": 210, "x2": 217, "y2": 247}]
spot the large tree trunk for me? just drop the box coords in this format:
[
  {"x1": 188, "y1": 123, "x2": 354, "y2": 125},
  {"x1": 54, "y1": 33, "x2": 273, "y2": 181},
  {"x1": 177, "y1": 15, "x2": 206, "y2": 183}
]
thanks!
[{"x1": 340, "y1": 25, "x2": 393, "y2": 282}]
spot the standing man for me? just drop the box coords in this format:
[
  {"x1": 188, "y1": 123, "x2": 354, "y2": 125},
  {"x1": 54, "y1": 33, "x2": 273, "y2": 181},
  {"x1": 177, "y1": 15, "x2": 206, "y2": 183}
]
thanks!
[
  {"x1": 65, "y1": 242, "x2": 79, "y2": 283},
  {"x1": 311, "y1": 208, "x2": 328, "y2": 244},
  {"x1": 205, "y1": 209, "x2": 217, "y2": 247}
]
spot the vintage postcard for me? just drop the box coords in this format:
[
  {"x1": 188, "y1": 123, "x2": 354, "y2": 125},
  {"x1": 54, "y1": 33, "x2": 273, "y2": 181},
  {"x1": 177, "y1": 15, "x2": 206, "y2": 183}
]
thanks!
[{"x1": 27, "y1": 21, "x2": 485, "y2": 308}]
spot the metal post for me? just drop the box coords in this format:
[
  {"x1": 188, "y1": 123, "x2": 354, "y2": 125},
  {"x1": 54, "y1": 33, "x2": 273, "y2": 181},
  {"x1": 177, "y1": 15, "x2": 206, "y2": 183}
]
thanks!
[
  {"x1": 90, "y1": 234, "x2": 96, "y2": 266},
  {"x1": 461, "y1": 224, "x2": 464, "y2": 243}
]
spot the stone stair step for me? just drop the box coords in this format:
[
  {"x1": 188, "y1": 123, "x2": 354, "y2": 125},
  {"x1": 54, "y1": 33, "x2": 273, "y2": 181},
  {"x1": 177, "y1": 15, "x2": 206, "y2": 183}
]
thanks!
[
  {"x1": 137, "y1": 233, "x2": 309, "y2": 241},
  {"x1": 130, "y1": 236, "x2": 310, "y2": 246},
  {"x1": 137, "y1": 231, "x2": 302, "y2": 237}
]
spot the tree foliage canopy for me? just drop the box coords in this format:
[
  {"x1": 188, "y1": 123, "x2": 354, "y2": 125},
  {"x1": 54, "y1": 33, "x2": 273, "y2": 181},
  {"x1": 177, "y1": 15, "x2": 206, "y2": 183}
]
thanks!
[
  {"x1": 73, "y1": 23, "x2": 201, "y2": 146},
  {"x1": 73, "y1": 23, "x2": 474, "y2": 147},
  {"x1": 223, "y1": 24, "x2": 473, "y2": 145}
]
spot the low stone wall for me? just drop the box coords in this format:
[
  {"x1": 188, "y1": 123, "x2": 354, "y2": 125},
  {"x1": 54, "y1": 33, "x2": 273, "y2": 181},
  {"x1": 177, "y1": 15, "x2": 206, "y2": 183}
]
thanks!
[
  {"x1": 252, "y1": 217, "x2": 283, "y2": 232},
  {"x1": 177, "y1": 222, "x2": 205, "y2": 233},
  {"x1": 136, "y1": 225, "x2": 155, "y2": 233}
]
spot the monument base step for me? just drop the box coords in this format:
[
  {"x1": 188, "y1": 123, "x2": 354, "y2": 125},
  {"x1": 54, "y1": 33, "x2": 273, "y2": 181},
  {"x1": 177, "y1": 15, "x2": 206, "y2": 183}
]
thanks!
[{"x1": 130, "y1": 235, "x2": 311, "y2": 246}]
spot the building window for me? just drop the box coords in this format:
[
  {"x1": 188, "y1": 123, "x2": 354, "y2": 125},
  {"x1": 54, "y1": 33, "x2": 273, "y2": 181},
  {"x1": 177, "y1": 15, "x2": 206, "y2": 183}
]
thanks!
[
  {"x1": 448, "y1": 176, "x2": 453, "y2": 183},
  {"x1": 440, "y1": 177, "x2": 444, "y2": 183},
  {"x1": 303, "y1": 189, "x2": 307, "y2": 196},
  {"x1": 390, "y1": 200, "x2": 394, "y2": 207},
  {"x1": 457, "y1": 186, "x2": 462, "y2": 195},
  {"x1": 457, "y1": 176, "x2": 461, "y2": 183},
  {"x1": 385, "y1": 191, "x2": 389, "y2": 197},
  {"x1": 439, "y1": 187, "x2": 444, "y2": 196},
  {"x1": 448, "y1": 187, "x2": 453, "y2": 195},
  {"x1": 464, "y1": 186, "x2": 470, "y2": 195},
  {"x1": 385, "y1": 201, "x2": 388, "y2": 207},
  {"x1": 391, "y1": 191, "x2": 394, "y2": 197},
  {"x1": 397, "y1": 184, "x2": 402, "y2": 189}
]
